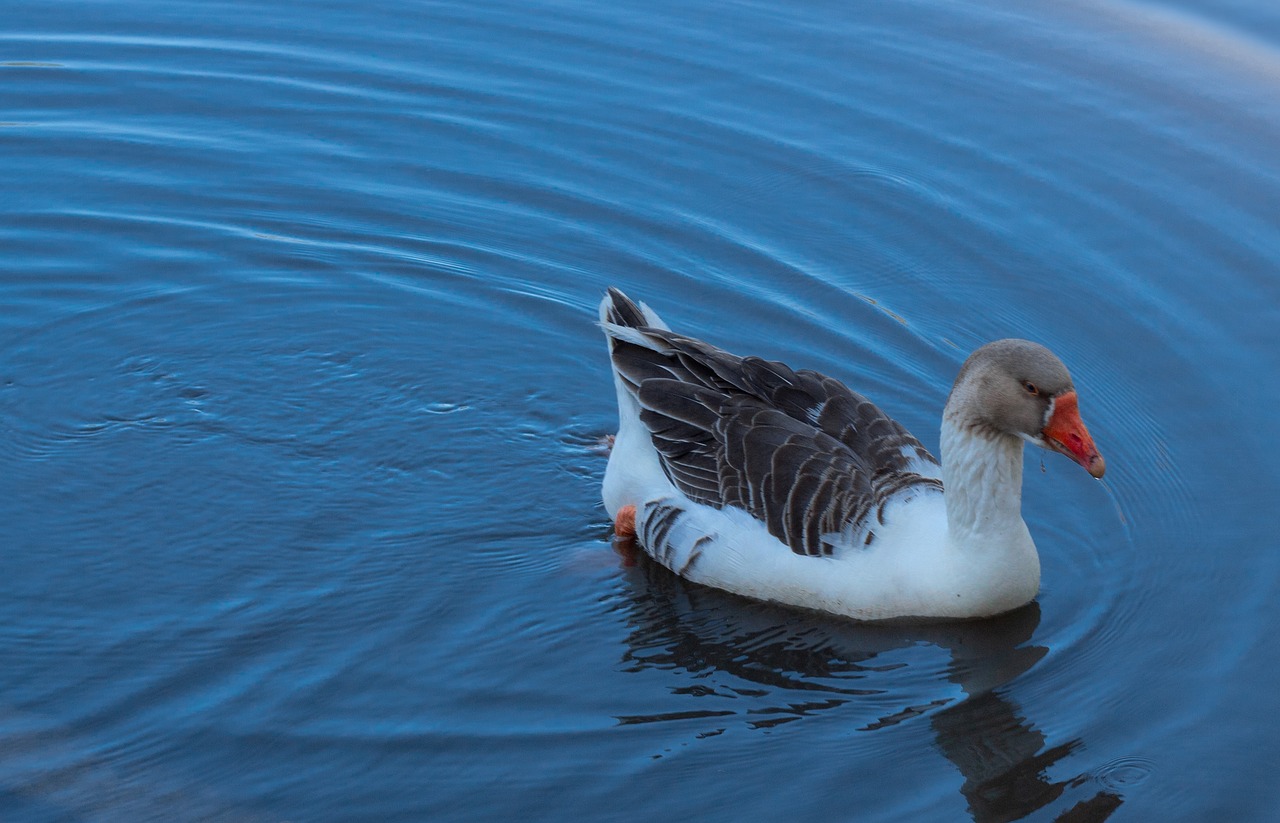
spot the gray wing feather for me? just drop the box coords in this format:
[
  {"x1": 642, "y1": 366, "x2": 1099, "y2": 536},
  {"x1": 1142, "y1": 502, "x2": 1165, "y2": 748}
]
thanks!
[{"x1": 604, "y1": 291, "x2": 942, "y2": 556}]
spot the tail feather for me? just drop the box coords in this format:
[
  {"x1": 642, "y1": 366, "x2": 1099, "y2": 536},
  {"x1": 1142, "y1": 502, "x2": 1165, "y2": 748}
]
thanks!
[
  {"x1": 599, "y1": 287, "x2": 671, "y2": 331},
  {"x1": 601, "y1": 287, "x2": 646, "y2": 327}
]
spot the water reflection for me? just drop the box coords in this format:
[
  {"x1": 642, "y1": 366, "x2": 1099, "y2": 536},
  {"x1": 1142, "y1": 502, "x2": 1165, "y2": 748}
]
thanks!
[{"x1": 614, "y1": 547, "x2": 1122, "y2": 822}]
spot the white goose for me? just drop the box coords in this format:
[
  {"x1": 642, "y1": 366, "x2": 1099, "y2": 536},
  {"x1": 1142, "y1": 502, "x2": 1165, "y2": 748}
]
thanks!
[{"x1": 599, "y1": 288, "x2": 1105, "y2": 621}]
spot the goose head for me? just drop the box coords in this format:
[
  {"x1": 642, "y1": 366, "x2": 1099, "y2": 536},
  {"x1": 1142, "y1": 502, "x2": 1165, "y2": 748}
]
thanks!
[{"x1": 946, "y1": 339, "x2": 1106, "y2": 478}]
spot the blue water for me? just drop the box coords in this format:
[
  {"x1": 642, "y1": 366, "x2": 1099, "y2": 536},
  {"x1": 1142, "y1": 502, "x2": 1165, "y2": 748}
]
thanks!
[{"x1": 3, "y1": 1, "x2": 1279, "y2": 820}]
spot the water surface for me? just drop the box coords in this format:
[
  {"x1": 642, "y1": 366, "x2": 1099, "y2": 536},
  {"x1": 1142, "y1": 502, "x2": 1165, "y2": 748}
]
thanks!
[{"x1": 3, "y1": 1, "x2": 1279, "y2": 820}]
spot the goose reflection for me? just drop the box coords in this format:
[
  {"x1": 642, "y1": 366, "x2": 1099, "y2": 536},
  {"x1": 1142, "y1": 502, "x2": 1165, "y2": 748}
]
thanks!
[{"x1": 614, "y1": 549, "x2": 1123, "y2": 823}]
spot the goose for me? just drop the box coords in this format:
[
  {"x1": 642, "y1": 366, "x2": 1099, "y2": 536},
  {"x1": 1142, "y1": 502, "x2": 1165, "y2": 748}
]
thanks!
[{"x1": 598, "y1": 288, "x2": 1105, "y2": 621}]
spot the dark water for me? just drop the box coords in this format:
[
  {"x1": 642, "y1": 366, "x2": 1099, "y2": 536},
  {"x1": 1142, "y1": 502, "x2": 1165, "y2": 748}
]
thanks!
[{"x1": 3, "y1": 1, "x2": 1279, "y2": 820}]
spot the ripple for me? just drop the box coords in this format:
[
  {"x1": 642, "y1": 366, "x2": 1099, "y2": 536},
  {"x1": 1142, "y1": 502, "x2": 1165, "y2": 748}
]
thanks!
[
  {"x1": 3, "y1": 0, "x2": 1278, "y2": 819},
  {"x1": 1093, "y1": 755, "x2": 1156, "y2": 790}
]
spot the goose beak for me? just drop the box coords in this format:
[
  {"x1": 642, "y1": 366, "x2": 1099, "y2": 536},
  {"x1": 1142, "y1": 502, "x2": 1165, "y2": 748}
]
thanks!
[{"x1": 1042, "y1": 391, "x2": 1106, "y2": 478}]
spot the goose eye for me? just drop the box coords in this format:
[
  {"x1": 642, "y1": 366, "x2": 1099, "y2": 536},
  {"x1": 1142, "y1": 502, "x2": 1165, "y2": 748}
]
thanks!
[{"x1": 1023, "y1": 381, "x2": 1039, "y2": 395}]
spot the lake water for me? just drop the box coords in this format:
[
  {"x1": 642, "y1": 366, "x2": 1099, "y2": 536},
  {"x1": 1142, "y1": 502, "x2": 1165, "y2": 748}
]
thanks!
[{"x1": 3, "y1": 1, "x2": 1279, "y2": 820}]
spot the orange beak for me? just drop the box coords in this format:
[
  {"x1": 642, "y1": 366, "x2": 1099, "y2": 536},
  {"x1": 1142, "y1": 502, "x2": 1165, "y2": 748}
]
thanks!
[{"x1": 1042, "y1": 391, "x2": 1106, "y2": 478}]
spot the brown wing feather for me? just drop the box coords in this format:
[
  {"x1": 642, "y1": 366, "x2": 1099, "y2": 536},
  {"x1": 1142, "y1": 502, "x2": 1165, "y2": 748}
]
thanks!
[{"x1": 606, "y1": 293, "x2": 942, "y2": 557}]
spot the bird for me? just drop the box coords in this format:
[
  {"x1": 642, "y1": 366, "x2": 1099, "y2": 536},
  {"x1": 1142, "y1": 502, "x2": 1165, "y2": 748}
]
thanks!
[{"x1": 598, "y1": 287, "x2": 1105, "y2": 621}]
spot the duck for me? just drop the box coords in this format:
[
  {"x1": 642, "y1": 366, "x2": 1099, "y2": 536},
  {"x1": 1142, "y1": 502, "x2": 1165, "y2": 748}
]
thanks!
[{"x1": 598, "y1": 287, "x2": 1105, "y2": 621}]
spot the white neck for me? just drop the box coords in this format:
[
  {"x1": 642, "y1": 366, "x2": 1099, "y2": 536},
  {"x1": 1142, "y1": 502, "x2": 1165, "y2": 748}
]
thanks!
[
  {"x1": 937, "y1": 415, "x2": 1041, "y2": 614},
  {"x1": 939, "y1": 415, "x2": 1030, "y2": 551}
]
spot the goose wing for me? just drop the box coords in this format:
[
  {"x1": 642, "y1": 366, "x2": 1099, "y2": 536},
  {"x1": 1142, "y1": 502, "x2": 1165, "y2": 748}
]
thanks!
[{"x1": 604, "y1": 305, "x2": 941, "y2": 557}]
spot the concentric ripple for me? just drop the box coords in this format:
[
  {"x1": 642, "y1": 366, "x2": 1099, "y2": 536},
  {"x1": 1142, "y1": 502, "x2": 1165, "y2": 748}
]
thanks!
[{"x1": 2, "y1": 0, "x2": 1279, "y2": 821}]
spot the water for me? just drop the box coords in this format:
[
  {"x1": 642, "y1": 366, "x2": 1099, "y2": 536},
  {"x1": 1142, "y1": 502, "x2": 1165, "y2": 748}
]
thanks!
[{"x1": 2, "y1": 0, "x2": 1278, "y2": 820}]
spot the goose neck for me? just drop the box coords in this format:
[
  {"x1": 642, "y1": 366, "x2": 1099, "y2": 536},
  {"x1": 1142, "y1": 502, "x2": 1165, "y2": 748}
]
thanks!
[{"x1": 940, "y1": 415, "x2": 1027, "y2": 545}]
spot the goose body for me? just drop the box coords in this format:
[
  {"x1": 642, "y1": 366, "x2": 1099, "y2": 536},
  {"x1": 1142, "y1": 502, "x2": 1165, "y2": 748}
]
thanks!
[{"x1": 599, "y1": 288, "x2": 1104, "y2": 621}]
